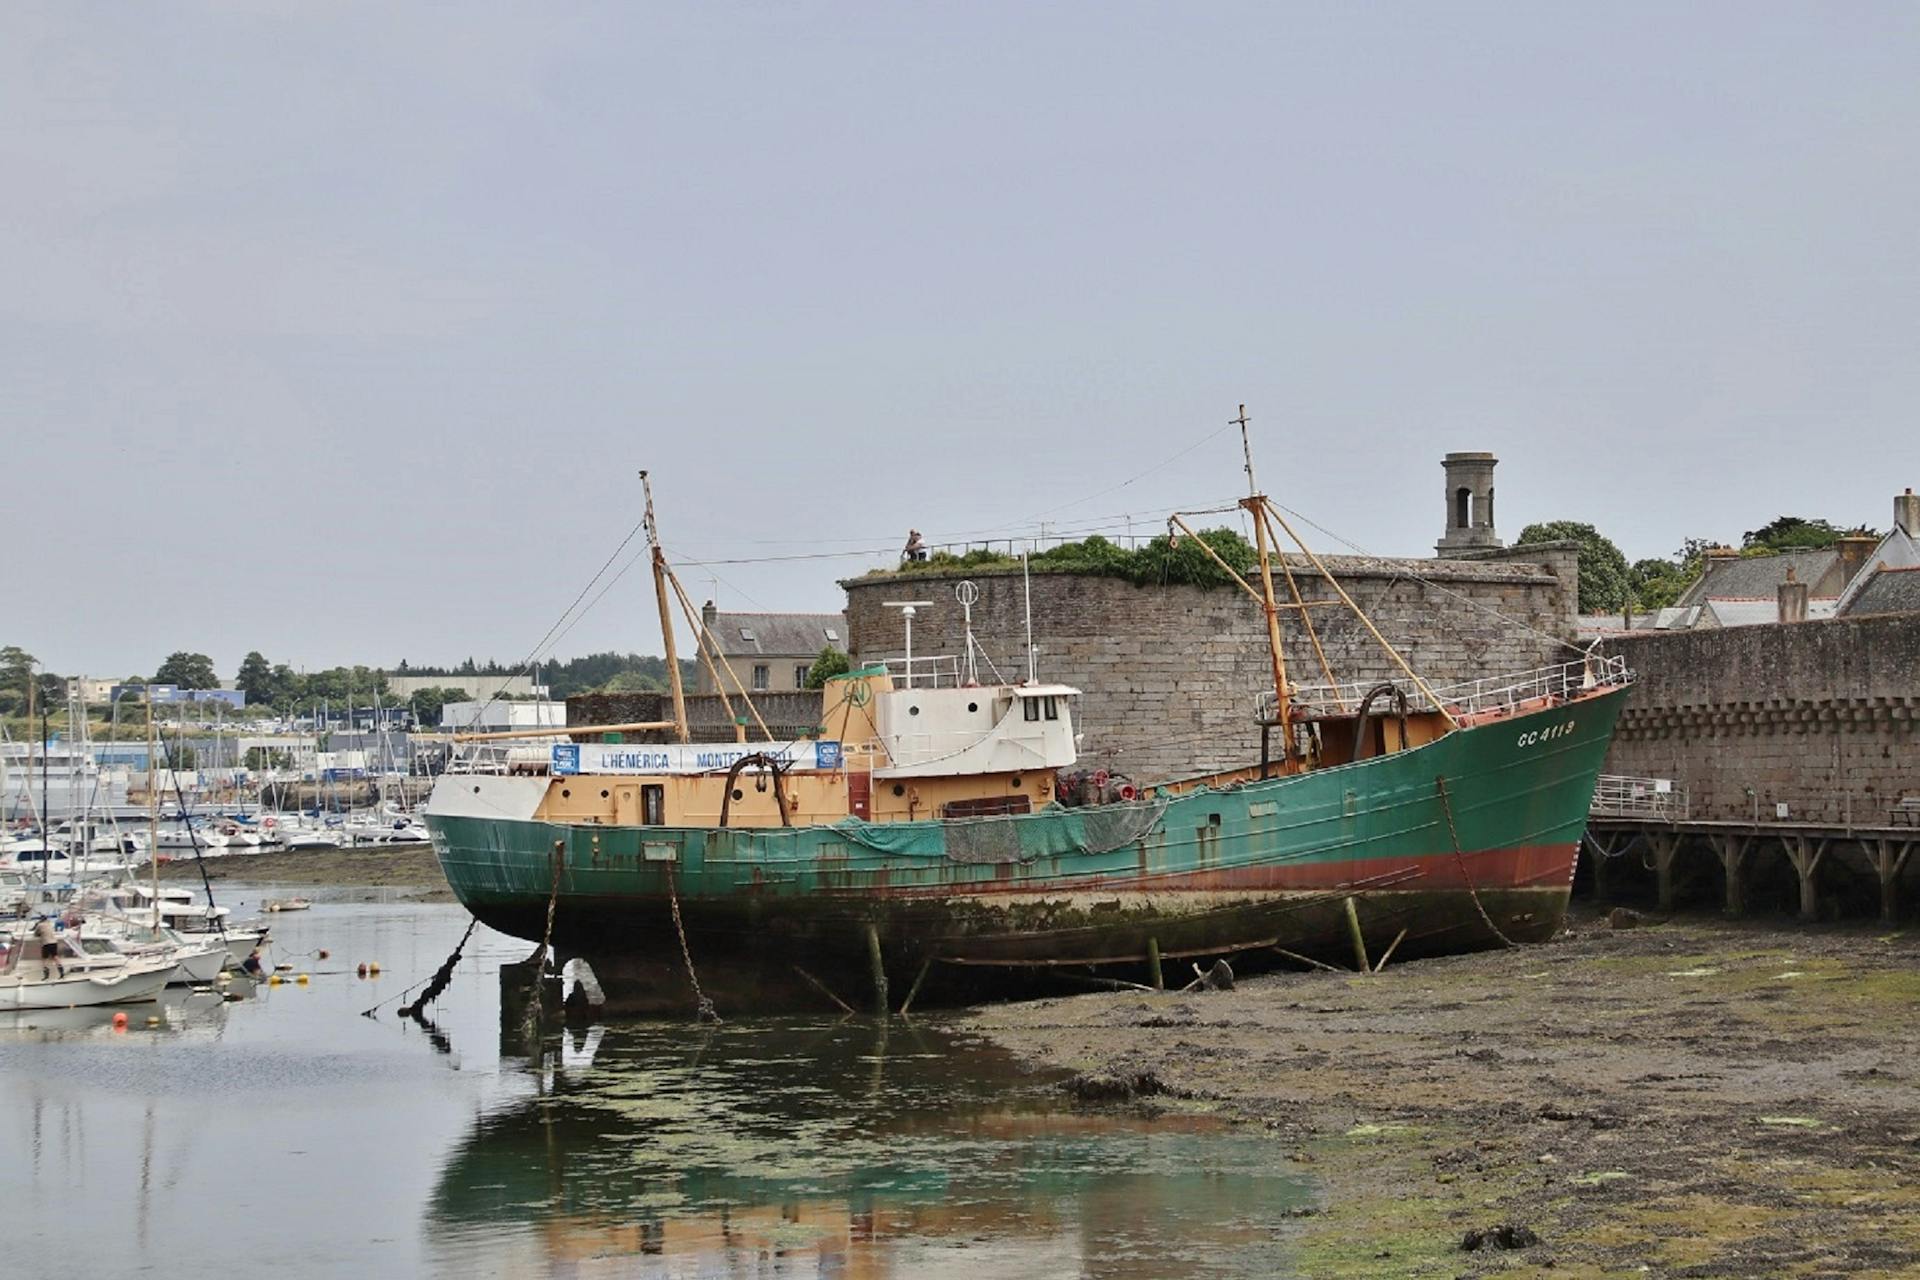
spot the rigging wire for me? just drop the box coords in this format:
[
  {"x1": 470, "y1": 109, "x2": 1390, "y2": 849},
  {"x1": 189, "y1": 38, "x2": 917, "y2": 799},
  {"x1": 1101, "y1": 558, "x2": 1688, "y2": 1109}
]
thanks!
[{"x1": 1266, "y1": 498, "x2": 1579, "y2": 652}]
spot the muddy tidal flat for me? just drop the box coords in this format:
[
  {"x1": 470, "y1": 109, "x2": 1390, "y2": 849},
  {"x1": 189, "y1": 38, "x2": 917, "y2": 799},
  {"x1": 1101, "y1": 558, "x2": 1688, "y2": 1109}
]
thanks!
[
  {"x1": 159, "y1": 842, "x2": 453, "y2": 898},
  {"x1": 967, "y1": 913, "x2": 1920, "y2": 1278}
]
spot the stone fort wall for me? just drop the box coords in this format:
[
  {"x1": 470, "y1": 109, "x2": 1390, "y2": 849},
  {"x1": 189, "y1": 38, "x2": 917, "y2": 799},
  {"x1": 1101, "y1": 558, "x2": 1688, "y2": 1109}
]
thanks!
[
  {"x1": 1596, "y1": 615, "x2": 1920, "y2": 825},
  {"x1": 844, "y1": 547, "x2": 1580, "y2": 781}
]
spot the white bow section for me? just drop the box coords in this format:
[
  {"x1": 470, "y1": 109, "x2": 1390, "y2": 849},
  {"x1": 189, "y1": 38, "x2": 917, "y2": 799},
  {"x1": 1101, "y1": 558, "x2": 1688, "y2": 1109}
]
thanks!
[{"x1": 873, "y1": 684, "x2": 1081, "y2": 780}]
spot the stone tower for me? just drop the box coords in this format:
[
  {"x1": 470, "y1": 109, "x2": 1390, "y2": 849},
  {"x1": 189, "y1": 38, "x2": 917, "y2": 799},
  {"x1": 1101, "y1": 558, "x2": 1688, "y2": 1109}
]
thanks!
[{"x1": 1436, "y1": 452, "x2": 1501, "y2": 555}]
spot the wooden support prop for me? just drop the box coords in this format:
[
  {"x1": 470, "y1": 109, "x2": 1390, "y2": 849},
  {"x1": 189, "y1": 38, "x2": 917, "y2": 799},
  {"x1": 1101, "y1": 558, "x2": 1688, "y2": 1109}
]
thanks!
[
  {"x1": 1146, "y1": 936, "x2": 1164, "y2": 991},
  {"x1": 1342, "y1": 896, "x2": 1370, "y2": 973},
  {"x1": 1274, "y1": 947, "x2": 1342, "y2": 973},
  {"x1": 1373, "y1": 927, "x2": 1410, "y2": 973},
  {"x1": 1057, "y1": 972, "x2": 1160, "y2": 994},
  {"x1": 865, "y1": 924, "x2": 889, "y2": 1017},
  {"x1": 897, "y1": 958, "x2": 933, "y2": 1017},
  {"x1": 792, "y1": 965, "x2": 856, "y2": 1015}
]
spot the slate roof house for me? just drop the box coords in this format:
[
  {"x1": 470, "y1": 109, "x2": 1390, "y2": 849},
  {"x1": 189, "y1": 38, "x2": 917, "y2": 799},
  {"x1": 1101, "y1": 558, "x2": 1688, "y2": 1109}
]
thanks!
[{"x1": 696, "y1": 604, "x2": 848, "y2": 695}]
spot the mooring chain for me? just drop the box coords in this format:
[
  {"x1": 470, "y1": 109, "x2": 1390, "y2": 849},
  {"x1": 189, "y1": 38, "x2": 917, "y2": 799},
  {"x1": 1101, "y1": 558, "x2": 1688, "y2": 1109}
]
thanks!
[
  {"x1": 666, "y1": 862, "x2": 720, "y2": 1023},
  {"x1": 1434, "y1": 775, "x2": 1517, "y2": 949}
]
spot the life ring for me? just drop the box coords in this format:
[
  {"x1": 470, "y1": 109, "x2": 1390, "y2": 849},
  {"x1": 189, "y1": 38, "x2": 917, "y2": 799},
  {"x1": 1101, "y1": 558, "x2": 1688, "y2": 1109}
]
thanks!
[{"x1": 263, "y1": 817, "x2": 277, "y2": 829}]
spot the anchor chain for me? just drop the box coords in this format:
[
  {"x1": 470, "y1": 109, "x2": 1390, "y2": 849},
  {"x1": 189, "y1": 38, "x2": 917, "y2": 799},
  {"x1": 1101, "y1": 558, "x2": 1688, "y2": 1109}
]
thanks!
[
  {"x1": 666, "y1": 863, "x2": 719, "y2": 1023},
  {"x1": 1435, "y1": 775, "x2": 1517, "y2": 948}
]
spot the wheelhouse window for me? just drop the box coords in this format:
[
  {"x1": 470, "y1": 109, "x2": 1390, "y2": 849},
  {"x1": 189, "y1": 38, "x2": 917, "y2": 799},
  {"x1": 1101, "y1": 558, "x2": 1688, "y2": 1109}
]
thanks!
[
  {"x1": 1043, "y1": 696, "x2": 1059, "y2": 721},
  {"x1": 641, "y1": 784, "x2": 664, "y2": 826},
  {"x1": 1023, "y1": 698, "x2": 1041, "y2": 722}
]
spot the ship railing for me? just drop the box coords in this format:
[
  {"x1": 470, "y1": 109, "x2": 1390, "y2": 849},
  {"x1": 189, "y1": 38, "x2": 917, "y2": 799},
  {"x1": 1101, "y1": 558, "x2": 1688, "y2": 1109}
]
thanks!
[
  {"x1": 885, "y1": 655, "x2": 961, "y2": 689},
  {"x1": 1590, "y1": 774, "x2": 1689, "y2": 821},
  {"x1": 1268, "y1": 653, "x2": 1633, "y2": 721}
]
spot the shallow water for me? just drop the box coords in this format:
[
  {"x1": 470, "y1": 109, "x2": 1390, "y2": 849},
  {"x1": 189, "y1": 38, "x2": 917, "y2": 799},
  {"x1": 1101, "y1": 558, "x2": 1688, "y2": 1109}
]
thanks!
[{"x1": 0, "y1": 896, "x2": 1313, "y2": 1277}]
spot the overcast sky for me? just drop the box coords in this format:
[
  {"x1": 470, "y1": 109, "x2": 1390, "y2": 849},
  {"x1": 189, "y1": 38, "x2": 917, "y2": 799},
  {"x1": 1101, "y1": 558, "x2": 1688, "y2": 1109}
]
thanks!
[{"x1": 4, "y1": 3, "x2": 1916, "y2": 682}]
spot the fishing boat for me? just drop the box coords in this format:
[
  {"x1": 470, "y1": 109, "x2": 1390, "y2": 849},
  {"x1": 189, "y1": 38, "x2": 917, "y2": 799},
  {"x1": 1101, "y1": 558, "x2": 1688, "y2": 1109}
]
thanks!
[{"x1": 426, "y1": 452, "x2": 1631, "y2": 1013}]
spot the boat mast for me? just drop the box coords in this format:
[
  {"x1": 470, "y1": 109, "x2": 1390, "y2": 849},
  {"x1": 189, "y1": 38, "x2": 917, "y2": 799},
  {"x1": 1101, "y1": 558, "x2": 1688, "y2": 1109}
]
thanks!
[
  {"x1": 148, "y1": 693, "x2": 159, "y2": 916},
  {"x1": 640, "y1": 470, "x2": 690, "y2": 743},
  {"x1": 1236, "y1": 406, "x2": 1293, "y2": 762}
]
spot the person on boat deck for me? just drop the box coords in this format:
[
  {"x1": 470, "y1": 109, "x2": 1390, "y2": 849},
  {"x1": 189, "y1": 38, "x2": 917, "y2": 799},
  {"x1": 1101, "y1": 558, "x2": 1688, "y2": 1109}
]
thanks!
[
  {"x1": 33, "y1": 915, "x2": 62, "y2": 979},
  {"x1": 902, "y1": 529, "x2": 928, "y2": 561},
  {"x1": 242, "y1": 947, "x2": 265, "y2": 977}
]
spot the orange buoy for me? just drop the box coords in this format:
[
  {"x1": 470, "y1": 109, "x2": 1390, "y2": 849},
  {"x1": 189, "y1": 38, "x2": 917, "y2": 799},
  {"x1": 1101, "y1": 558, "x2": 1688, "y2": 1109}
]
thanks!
[{"x1": 112, "y1": 1012, "x2": 128, "y2": 1030}]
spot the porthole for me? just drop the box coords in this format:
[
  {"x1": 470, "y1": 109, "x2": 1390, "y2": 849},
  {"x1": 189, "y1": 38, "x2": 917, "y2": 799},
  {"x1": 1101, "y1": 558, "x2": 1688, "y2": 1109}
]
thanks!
[
  {"x1": 731, "y1": 788, "x2": 744, "y2": 801},
  {"x1": 967, "y1": 701, "x2": 978, "y2": 713},
  {"x1": 561, "y1": 788, "x2": 572, "y2": 798},
  {"x1": 1011, "y1": 776, "x2": 1022, "y2": 788},
  {"x1": 471, "y1": 785, "x2": 481, "y2": 794},
  {"x1": 909, "y1": 705, "x2": 920, "y2": 716},
  {"x1": 600, "y1": 789, "x2": 610, "y2": 798},
  {"x1": 892, "y1": 784, "x2": 905, "y2": 797}
]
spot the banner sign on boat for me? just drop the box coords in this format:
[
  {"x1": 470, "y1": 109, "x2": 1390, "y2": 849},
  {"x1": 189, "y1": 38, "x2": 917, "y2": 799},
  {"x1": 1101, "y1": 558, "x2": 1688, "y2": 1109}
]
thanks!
[{"x1": 552, "y1": 740, "x2": 843, "y2": 776}]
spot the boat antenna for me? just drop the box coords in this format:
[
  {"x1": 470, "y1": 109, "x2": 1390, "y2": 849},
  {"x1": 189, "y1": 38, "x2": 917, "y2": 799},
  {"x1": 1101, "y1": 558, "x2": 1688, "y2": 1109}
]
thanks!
[
  {"x1": 1023, "y1": 547, "x2": 1036, "y2": 683},
  {"x1": 881, "y1": 601, "x2": 934, "y2": 688},
  {"x1": 956, "y1": 581, "x2": 981, "y2": 685},
  {"x1": 1236, "y1": 403, "x2": 1259, "y2": 497},
  {"x1": 640, "y1": 470, "x2": 690, "y2": 743}
]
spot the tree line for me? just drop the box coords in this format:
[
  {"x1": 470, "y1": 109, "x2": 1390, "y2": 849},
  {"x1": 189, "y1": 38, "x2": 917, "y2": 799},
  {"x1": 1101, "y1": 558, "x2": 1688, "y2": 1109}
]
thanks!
[{"x1": 1515, "y1": 514, "x2": 1878, "y2": 615}]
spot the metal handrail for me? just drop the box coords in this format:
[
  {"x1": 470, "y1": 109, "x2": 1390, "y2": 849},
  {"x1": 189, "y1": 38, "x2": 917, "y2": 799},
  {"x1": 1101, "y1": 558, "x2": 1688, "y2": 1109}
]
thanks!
[
  {"x1": 1590, "y1": 774, "x2": 1689, "y2": 821},
  {"x1": 885, "y1": 655, "x2": 961, "y2": 689},
  {"x1": 1264, "y1": 654, "x2": 1633, "y2": 722}
]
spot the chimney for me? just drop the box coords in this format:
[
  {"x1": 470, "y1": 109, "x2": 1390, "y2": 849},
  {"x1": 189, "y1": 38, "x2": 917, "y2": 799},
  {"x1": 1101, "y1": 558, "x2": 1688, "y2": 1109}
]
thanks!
[
  {"x1": 1897, "y1": 487, "x2": 1920, "y2": 538},
  {"x1": 1835, "y1": 534, "x2": 1877, "y2": 585},
  {"x1": 1705, "y1": 546, "x2": 1740, "y2": 561},
  {"x1": 1777, "y1": 566, "x2": 1809, "y2": 624}
]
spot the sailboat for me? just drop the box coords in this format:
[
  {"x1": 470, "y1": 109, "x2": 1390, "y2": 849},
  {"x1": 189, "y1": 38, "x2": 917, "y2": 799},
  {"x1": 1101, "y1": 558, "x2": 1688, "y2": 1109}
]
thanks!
[{"x1": 425, "y1": 442, "x2": 1631, "y2": 1014}]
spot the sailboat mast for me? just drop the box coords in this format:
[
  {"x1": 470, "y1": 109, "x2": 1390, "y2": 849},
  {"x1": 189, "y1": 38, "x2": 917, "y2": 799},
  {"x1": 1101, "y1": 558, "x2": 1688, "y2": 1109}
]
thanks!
[
  {"x1": 640, "y1": 470, "x2": 690, "y2": 743},
  {"x1": 1235, "y1": 406, "x2": 1292, "y2": 760},
  {"x1": 148, "y1": 693, "x2": 159, "y2": 911}
]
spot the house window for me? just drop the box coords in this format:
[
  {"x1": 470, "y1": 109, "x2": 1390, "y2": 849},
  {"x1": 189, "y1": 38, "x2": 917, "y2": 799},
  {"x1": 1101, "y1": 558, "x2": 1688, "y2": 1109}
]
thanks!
[
  {"x1": 794, "y1": 665, "x2": 809, "y2": 688},
  {"x1": 752, "y1": 664, "x2": 770, "y2": 691},
  {"x1": 1023, "y1": 698, "x2": 1041, "y2": 722}
]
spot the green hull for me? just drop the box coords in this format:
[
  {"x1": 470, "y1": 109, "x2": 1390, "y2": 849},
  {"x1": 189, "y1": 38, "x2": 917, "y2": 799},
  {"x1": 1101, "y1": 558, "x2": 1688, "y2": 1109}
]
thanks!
[{"x1": 429, "y1": 685, "x2": 1626, "y2": 1010}]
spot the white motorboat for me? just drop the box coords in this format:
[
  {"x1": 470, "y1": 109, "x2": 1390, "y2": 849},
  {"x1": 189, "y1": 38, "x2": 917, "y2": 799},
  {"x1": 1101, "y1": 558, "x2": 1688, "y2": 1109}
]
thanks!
[
  {"x1": 63, "y1": 909, "x2": 229, "y2": 984},
  {"x1": 0, "y1": 929, "x2": 177, "y2": 1008},
  {"x1": 87, "y1": 885, "x2": 271, "y2": 967}
]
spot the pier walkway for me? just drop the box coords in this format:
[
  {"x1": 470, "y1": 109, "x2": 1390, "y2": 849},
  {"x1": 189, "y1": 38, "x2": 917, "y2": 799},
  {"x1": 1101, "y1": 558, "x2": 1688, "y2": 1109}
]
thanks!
[{"x1": 1587, "y1": 775, "x2": 1920, "y2": 922}]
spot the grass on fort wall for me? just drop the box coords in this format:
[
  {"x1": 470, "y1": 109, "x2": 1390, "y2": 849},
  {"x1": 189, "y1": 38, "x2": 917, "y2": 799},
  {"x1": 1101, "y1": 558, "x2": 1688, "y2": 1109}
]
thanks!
[{"x1": 868, "y1": 528, "x2": 1258, "y2": 590}]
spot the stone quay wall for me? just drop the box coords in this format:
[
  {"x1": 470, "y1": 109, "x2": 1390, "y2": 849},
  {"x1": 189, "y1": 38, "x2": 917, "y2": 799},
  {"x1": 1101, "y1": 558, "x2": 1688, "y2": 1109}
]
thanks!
[
  {"x1": 843, "y1": 547, "x2": 1580, "y2": 781},
  {"x1": 1597, "y1": 615, "x2": 1920, "y2": 825}
]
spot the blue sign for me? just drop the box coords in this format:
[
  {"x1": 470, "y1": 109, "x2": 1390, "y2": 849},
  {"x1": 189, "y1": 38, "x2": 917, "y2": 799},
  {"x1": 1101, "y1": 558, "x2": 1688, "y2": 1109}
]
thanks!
[
  {"x1": 816, "y1": 740, "x2": 843, "y2": 769},
  {"x1": 552, "y1": 744, "x2": 581, "y2": 775}
]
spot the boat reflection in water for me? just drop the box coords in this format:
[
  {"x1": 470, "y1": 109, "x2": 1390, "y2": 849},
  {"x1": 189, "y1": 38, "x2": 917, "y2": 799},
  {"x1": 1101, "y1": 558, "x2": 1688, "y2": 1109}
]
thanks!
[{"x1": 429, "y1": 1018, "x2": 1313, "y2": 1278}]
